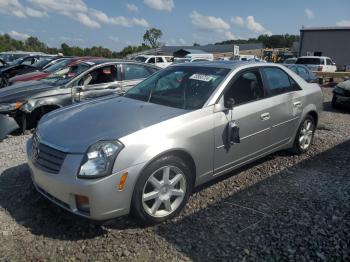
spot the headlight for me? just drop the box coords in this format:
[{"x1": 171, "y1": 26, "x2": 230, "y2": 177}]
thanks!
[
  {"x1": 0, "y1": 102, "x2": 23, "y2": 112},
  {"x1": 78, "y1": 141, "x2": 124, "y2": 179}
]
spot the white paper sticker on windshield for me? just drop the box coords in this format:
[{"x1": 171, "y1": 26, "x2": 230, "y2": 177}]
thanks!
[{"x1": 189, "y1": 74, "x2": 215, "y2": 82}]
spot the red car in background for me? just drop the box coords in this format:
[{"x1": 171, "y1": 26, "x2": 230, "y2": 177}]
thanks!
[{"x1": 9, "y1": 57, "x2": 97, "y2": 85}]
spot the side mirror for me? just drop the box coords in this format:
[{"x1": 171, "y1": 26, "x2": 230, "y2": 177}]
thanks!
[{"x1": 224, "y1": 98, "x2": 235, "y2": 110}]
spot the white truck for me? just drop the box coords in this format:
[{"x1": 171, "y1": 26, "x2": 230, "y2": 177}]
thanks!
[
  {"x1": 295, "y1": 56, "x2": 337, "y2": 72},
  {"x1": 135, "y1": 55, "x2": 173, "y2": 68}
]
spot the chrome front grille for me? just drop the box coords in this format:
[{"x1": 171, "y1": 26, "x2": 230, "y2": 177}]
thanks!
[{"x1": 32, "y1": 135, "x2": 66, "y2": 174}]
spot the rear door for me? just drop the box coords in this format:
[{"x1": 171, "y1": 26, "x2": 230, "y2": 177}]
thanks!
[
  {"x1": 261, "y1": 67, "x2": 302, "y2": 147},
  {"x1": 74, "y1": 64, "x2": 121, "y2": 102}
]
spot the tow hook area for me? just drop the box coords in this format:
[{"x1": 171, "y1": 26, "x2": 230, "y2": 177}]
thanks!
[{"x1": 0, "y1": 114, "x2": 19, "y2": 141}]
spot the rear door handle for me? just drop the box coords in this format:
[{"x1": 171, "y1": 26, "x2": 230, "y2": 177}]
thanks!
[
  {"x1": 260, "y1": 113, "x2": 270, "y2": 121},
  {"x1": 293, "y1": 101, "x2": 302, "y2": 108}
]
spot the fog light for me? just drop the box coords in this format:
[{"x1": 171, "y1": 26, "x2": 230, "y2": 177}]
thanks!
[
  {"x1": 75, "y1": 195, "x2": 90, "y2": 213},
  {"x1": 118, "y1": 172, "x2": 128, "y2": 191}
]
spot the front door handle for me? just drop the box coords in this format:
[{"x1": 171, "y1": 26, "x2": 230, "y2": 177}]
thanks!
[
  {"x1": 260, "y1": 112, "x2": 270, "y2": 121},
  {"x1": 293, "y1": 101, "x2": 302, "y2": 108}
]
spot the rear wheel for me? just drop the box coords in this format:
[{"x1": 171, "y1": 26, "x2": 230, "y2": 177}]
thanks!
[
  {"x1": 131, "y1": 155, "x2": 192, "y2": 224},
  {"x1": 291, "y1": 115, "x2": 316, "y2": 154}
]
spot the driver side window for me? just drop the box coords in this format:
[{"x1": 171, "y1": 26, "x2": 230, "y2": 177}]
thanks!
[
  {"x1": 224, "y1": 70, "x2": 264, "y2": 106},
  {"x1": 78, "y1": 65, "x2": 118, "y2": 86}
]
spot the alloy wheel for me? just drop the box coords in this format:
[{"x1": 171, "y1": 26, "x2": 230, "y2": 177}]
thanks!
[
  {"x1": 142, "y1": 165, "x2": 186, "y2": 218},
  {"x1": 299, "y1": 119, "x2": 314, "y2": 150}
]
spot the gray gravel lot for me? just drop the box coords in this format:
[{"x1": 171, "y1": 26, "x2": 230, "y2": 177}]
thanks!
[{"x1": 0, "y1": 87, "x2": 349, "y2": 261}]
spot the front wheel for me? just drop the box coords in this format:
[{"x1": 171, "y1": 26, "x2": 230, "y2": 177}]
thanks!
[
  {"x1": 291, "y1": 115, "x2": 316, "y2": 154},
  {"x1": 131, "y1": 155, "x2": 192, "y2": 224}
]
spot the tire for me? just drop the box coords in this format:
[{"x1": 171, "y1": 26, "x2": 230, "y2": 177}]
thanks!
[
  {"x1": 131, "y1": 155, "x2": 193, "y2": 225},
  {"x1": 332, "y1": 95, "x2": 339, "y2": 109},
  {"x1": 291, "y1": 115, "x2": 316, "y2": 154}
]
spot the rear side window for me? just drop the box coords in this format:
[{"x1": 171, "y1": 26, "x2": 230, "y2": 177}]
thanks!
[
  {"x1": 124, "y1": 64, "x2": 152, "y2": 80},
  {"x1": 148, "y1": 58, "x2": 155, "y2": 64},
  {"x1": 156, "y1": 57, "x2": 163, "y2": 63},
  {"x1": 225, "y1": 70, "x2": 264, "y2": 106},
  {"x1": 326, "y1": 59, "x2": 333, "y2": 65},
  {"x1": 296, "y1": 58, "x2": 321, "y2": 65},
  {"x1": 263, "y1": 68, "x2": 299, "y2": 96}
]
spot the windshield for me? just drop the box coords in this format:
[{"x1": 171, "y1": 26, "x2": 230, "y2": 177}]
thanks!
[
  {"x1": 124, "y1": 66, "x2": 230, "y2": 110},
  {"x1": 44, "y1": 59, "x2": 72, "y2": 73},
  {"x1": 135, "y1": 56, "x2": 147, "y2": 62},
  {"x1": 0, "y1": 54, "x2": 26, "y2": 63},
  {"x1": 42, "y1": 62, "x2": 91, "y2": 86},
  {"x1": 296, "y1": 58, "x2": 321, "y2": 65},
  {"x1": 32, "y1": 58, "x2": 53, "y2": 69}
]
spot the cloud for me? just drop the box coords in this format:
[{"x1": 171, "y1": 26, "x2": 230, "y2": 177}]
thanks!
[
  {"x1": 230, "y1": 15, "x2": 272, "y2": 35},
  {"x1": 0, "y1": 0, "x2": 47, "y2": 18},
  {"x1": 225, "y1": 31, "x2": 236, "y2": 40},
  {"x1": 231, "y1": 16, "x2": 244, "y2": 27},
  {"x1": 28, "y1": 0, "x2": 149, "y2": 28},
  {"x1": 127, "y1": 3, "x2": 139, "y2": 12},
  {"x1": 8, "y1": 30, "x2": 30, "y2": 40},
  {"x1": 336, "y1": 20, "x2": 350, "y2": 26},
  {"x1": 246, "y1": 16, "x2": 271, "y2": 35},
  {"x1": 179, "y1": 38, "x2": 186, "y2": 45},
  {"x1": 304, "y1": 8, "x2": 315, "y2": 19},
  {"x1": 190, "y1": 11, "x2": 230, "y2": 32},
  {"x1": 144, "y1": 0, "x2": 174, "y2": 11},
  {"x1": 75, "y1": 12, "x2": 100, "y2": 28}
]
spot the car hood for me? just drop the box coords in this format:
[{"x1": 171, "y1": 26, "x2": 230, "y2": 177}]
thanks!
[
  {"x1": 10, "y1": 71, "x2": 49, "y2": 82},
  {"x1": 0, "y1": 81, "x2": 55, "y2": 103},
  {"x1": 37, "y1": 96, "x2": 188, "y2": 153}
]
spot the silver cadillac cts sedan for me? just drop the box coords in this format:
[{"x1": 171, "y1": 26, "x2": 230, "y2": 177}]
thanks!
[{"x1": 26, "y1": 61, "x2": 323, "y2": 224}]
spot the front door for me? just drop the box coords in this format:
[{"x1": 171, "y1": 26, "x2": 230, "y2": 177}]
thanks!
[
  {"x1": 73, "y1": 65, "x2": 120, "y2": 102},
  {"x1": 214, "y1": 69, "x2": 272, "y2": 176}
]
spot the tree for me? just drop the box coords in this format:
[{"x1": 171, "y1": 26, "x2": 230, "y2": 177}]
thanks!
[
  {"x1": 193, "y1": 42, "x2": 200, "y2": 46},
  {"x1": 143, "y1": 28, "x2": 163, "y2": 48}
]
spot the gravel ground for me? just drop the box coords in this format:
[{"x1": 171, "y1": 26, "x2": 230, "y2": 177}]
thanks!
[{"x1": 0, "y1": 87, "x2": 349, "y2": 261}]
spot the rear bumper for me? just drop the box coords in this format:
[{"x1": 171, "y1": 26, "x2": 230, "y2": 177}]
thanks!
[{"x1": 0, "y1": 113, "x2": 19, "y2": 141}]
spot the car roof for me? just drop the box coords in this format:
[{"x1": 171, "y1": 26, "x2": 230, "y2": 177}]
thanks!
[
  {"x1": 79, "y1": 58, "x2": 161, "y2": 69},
  {"x1": 298, "y1": 56, "x2": 330, "y2": 59},
  {"x1": 170, "y1": 60, "x2": 260, "y2": 70}
]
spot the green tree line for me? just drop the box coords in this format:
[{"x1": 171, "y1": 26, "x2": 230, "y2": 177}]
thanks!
[
  {"x1": 215, "y1": 34, "x2": 300, "y2": 48},
  {"x1": 0, "y1": 34, "x2": 152, "y2": 58}
]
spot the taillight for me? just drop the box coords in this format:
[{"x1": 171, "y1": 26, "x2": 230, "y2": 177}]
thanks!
[{"x1": 318, "y1": 66, "x2": 323, "y2": 71}]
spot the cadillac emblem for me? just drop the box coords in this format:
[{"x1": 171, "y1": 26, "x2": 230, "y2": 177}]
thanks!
[{"x1": 32, "y1": 135, "x2": 40, "y2": 162}]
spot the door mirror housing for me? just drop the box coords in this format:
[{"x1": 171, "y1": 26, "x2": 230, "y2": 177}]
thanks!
[{"x1": 224, "y1": 97, "x2": 235, "y2": 110}]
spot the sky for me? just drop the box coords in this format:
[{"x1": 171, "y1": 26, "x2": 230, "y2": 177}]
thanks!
[{"x1": 0, "y1": 0, "x2": 350, "y2": 51}]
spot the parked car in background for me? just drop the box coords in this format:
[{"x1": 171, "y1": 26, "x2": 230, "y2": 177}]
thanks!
[
  {"x1": 172, "y1": 58, "x2": 211, "y2": 64},
  {"x1": 9, "y1": 57, "x2": 97, "y2": 85},
  {"x1": 285, "y1": 64, "x2": 318, "y2": 83},
  {"x1": 135, "y1": 55, "x2": 173, "y2": 68},
  {"x1": 332, "y1": 80, "x2": 350, "y2": 109},
  {"x1": 283, "y1": 58, "x2": 297, "y2": 65},
  {"x1": 295, "y1": 56, "x2": 337, "y2": 72},
  {"x1": 184, "y1": 53, "x2": 214, "y2": 61},
  {"x1": 26, "y1": 61, "x2": 322, "y2": 224},
  {"x1": 0, "y1": 59, "x2": 159, "y2": 140},
  {"x1": 0, "y1": 51, "x2": 48, "y2": 64},
  {"x1": 0, "y1": 56, "x2": 62, "y2": 88}
]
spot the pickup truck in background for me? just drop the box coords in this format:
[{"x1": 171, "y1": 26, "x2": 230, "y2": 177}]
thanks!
[{"x1": 296, "y1": 56, "x2": 337, "y2": 72}]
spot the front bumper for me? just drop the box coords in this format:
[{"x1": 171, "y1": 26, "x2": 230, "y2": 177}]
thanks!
[
  {"x1": 333, "y1": 92, "x2": 350, "y2": 104},
  {"x1": 26, "y1": 138, "x2": 144, "y2": 221},
  {"x1": 0, "y1": 113, "x2": 19, "y2": 141}
]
